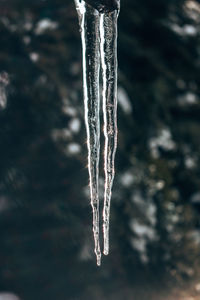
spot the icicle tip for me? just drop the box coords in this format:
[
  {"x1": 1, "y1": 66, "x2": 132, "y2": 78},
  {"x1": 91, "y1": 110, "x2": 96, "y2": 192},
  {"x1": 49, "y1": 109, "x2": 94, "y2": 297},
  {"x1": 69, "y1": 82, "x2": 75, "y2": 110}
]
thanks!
[{"x1": 97, "y1": 256, "x2": 101, "y2": 266}]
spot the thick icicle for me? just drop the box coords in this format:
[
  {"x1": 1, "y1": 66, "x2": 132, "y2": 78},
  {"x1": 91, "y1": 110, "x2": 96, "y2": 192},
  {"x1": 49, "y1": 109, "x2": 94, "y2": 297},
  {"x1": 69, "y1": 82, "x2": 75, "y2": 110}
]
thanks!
[
  {"x1": 74, "y1": 0, "x2": 101, "y2": 266},
  {"x1": 100, "y1": 10, "x2": 118, "y2": 255}
]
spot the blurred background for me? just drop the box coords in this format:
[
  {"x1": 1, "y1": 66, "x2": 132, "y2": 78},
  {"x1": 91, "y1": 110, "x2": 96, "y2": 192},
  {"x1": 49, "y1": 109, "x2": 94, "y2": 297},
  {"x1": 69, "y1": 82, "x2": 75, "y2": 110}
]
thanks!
[{"x1": 0, "y1": 0, "x2": 200, "y2": 299}]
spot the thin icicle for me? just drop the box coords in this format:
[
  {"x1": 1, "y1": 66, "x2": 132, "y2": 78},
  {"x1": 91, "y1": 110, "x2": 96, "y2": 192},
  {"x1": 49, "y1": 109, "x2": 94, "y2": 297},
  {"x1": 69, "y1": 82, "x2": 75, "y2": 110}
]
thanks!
[
  {"x1": 74, "y1": 0, "x2": 101, "y2": 266},
  {"x1": 100, "y1": 10, "x2": 119, "y2": 255}
]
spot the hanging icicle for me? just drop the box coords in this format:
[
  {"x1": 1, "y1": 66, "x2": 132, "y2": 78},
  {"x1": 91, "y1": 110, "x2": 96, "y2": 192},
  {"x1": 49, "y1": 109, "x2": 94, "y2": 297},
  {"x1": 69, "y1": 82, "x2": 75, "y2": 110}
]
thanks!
[
  {"x1": 74, "y1": 0, "x2": 120, "y2": 266},
  {"x1": 100, "y1": 10, "x2": 118, "y2": 256}
]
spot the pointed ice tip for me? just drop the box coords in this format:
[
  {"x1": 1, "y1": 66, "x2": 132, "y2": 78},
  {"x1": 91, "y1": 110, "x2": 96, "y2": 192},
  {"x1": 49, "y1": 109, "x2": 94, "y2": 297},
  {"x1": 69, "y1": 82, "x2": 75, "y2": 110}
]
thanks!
[{"x1": 97, "y1": 256, "x2": 101, "y2": 266}]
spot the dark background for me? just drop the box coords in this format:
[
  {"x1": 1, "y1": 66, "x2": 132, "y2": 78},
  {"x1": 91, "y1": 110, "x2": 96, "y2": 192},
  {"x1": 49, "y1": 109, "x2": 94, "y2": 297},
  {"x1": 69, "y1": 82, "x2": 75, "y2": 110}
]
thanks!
[{"x1": 0, "y1": 0, "x2": 200, "y2": 299}]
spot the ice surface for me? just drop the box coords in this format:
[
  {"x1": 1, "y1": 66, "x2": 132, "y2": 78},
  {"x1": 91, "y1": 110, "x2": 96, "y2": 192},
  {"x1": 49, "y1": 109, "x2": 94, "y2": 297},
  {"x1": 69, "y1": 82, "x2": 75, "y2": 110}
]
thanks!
[
  {"x1": 75, "y1": 0, "x2": 101, "y2": 265},
  {"x1": 100, "y1": 10, "x2": 118, "y2": 255}
]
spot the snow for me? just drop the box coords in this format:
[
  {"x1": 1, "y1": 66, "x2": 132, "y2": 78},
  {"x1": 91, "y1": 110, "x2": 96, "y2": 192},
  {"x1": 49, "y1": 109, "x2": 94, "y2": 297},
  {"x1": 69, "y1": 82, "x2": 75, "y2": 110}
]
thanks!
[
  {"x1": 191, "y1": 192, "x2": 200, "y2": 203},
  {"x1": 156, "y1": 180, "x2": 165, "y2": 190},
  {"x1": 131, "y1": 191, "x2": 157, "y2": 226},
  {"x1": 185, "y1": 0, "x2": 200, "y2": 21},
  {"x1": 170, "y1": 23, "x2": 197, "y2": 36},
  {"x1": 0, "y1": 293, "x2": 20, "y2": 300},
  {"x1": 130, "y1": 219, "x2": 157, "y2": 240},
  {"x1": 120, "y1": 171, "x2": 134, "y2": 187},
  {"x1": 66, "y1": 143, "x2": 81, "y2": 154},
  {"x1": 62, "y1": 99, "x2": 77, "y2": 116},
  {"x1": 29, "y1": 52, "x2": 39, "y2": 62},
  {"x1": 69, "y1": 118, "x2": 81, "y2": 133},
  {"x1": 118, "y1": 87, "x2": 132, "y2": 114},
  {"x1": 35, "y1": 19, "x2": 58, "y2": 35},
  {"x1": 178, "y1": 92, "x2": 198, "y2": 105},
  {"x1": 149, "y1": 128, "x2": 176, "y2": 158},
  {"x1": 185, "y1": 156, "x2": 196, "y2": 169}
]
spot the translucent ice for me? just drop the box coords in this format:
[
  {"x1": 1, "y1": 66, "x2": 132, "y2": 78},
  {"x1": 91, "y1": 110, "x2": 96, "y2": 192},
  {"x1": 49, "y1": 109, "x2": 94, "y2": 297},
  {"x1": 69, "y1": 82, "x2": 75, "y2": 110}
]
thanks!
[
  {"x1": 74, "y1": 0, "x2": 119, "y2": 265},
  {"x1": 100, "y1": 10, "x2": 118, "y2": 255}
]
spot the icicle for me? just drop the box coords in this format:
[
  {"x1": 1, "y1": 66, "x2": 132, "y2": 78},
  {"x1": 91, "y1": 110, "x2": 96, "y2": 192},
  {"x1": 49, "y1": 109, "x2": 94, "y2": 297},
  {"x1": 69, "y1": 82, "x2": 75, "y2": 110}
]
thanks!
[
  {"x1": 74, "y1": 0, "x2": 101, "y2": 266},
  {"x1": 100, "y1": 10, "x2": 119, "y2": 255},
  {"x1": 74, "y1": 0, "x2": 120, "y2": 264}
]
